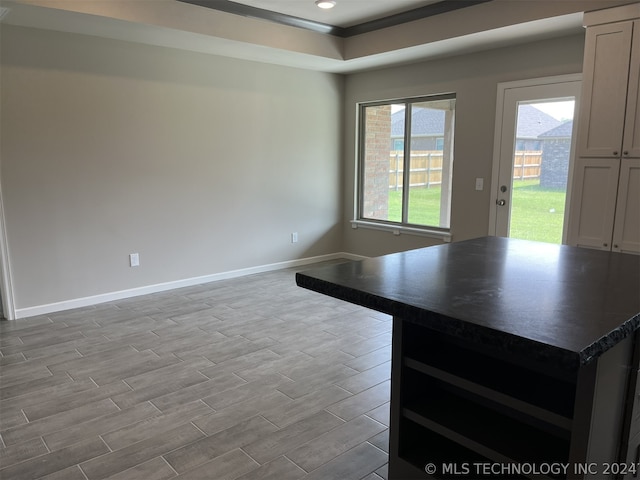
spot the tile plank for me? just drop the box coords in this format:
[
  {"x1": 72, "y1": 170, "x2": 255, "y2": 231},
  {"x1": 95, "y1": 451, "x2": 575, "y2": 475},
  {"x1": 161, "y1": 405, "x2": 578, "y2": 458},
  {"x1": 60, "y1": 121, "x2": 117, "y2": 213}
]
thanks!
[
  {"x1": 193, "y1": 390, "x2": 292, "y2": 436},
  {"x1": 112, "y1": 371, "x2": 208, "y2": 409},
  {"x1": 235, "y1": 456, "x2": 306, "y2": 480},
  {"x1": 43, "y1": 401, "x2": 160, "y2": 451},
  {"x1": 164, "y1": 415, "x2": 278, "y2": 473},
  {"x1": 101, "y1": 400, "x2": 212, "y2": 451},
  {"x1": 81, "y1": 423, "x2": 204, "y2": 480},
  {"x1": 173, "y1": 448, "x2": 258, "y2": 480},
  {"x1": 1, "y1": 398, "x2": 120, "y2": 446},
  {"x1": 325, "y1": 381, "x2": 390, "y2": 422},
  {"x1": 299, "y1": 442, "x2": 387, "y2": 480},
  {"x1": 335, "y1": 361, "x2": 391, "y2": 395},
  {"x1": 0, "y1": 437, "x2": 109, "y2": 480},
  {"x1": 263, "y1": 384, "x2": 351, "y2": 428},
  {"x1": 286, "y1": 415, "x2": 387, "y2": 472},
  {"x1": 149, "y1": 372, "x2": 247, "y2": 412},
  {"x1": 243, "y1": 410, "x2": 344, "y2": 465},
  {"x1": 98, "y1": 457, "x2": 177, "y2": 480},
  {"x1": 23, "y1": 381, "x2": 131, "y2": 421},
  {"x1": 0, "y1": 437, "x2": 49, "y2": 469},
  {"x1": 40, "y1": 465, "x2": 93, "y2": 480}
]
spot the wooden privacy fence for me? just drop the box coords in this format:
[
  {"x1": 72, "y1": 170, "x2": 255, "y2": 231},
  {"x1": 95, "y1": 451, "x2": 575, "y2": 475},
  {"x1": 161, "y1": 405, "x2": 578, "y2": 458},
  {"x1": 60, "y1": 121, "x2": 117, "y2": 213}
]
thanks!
[
  {"x1": 389, "y1": 150, "x2": 542, "y2": 189},
  {"x1": 389, "y1": 151, "x2": 443, "y2": 189},
  {"x1": 513, "y1": 151, "x2": 542, "y2": 180}
]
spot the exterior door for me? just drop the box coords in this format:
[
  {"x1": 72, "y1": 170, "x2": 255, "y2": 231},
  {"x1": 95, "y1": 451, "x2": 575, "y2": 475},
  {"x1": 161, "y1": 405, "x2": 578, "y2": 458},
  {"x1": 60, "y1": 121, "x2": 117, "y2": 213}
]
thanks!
[{"x1": 490, "y1": 76, "x2": 581, "y2": 244}]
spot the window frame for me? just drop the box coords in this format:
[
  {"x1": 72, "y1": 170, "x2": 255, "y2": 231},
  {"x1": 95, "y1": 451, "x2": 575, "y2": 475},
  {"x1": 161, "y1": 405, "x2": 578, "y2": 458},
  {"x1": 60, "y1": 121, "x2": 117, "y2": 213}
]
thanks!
[{"x1": 353, "y1": 93, "x2": 455, "y2": 241}]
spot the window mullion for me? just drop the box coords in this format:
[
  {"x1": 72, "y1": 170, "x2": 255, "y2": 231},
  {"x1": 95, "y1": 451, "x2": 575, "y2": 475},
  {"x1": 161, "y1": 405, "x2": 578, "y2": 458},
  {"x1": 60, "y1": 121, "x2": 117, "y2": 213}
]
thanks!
[
  {"x1": 401, "y1": 103, "x2": 412, "y2": 224},
  {"x1": 357, "y1": 104, "x2": 366, "y2": 221}
]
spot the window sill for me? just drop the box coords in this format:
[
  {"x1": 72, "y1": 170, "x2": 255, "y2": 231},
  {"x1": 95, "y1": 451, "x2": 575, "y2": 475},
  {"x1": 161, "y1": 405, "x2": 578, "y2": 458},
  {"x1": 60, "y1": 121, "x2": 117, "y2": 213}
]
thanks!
[{"x1": 350, "y1": 220, "x2": 452, "y2": 242}]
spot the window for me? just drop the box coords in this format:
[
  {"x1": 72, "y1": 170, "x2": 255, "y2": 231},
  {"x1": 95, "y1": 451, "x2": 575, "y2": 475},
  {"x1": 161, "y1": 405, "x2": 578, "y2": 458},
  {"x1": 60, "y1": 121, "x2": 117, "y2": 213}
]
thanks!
[{"x1": 357, "y1": 94, "x2": 455, "y2": 233}]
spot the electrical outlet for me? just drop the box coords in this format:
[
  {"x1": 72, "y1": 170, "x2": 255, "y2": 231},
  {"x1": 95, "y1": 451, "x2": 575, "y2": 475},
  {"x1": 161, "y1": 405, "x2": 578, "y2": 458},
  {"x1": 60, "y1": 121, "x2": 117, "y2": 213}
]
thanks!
[
  {"x1": 291, "y1": 232, "x2": 298, "y2": 243},
  {"x1": 129, "y1": 253, "x2": 140, "y2": 267}
]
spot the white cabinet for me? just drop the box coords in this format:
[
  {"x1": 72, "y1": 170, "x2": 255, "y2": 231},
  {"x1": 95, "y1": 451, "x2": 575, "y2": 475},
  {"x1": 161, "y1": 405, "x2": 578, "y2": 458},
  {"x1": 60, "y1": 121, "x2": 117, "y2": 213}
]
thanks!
[
  {"x1": 568, "y1": 158, "x2": 620, "y2": 250},
  {"x1": 569, "y1": 158, "x2": 639, "y2": 253},
  {"x1": 612, "y1": 158, "x2": 640, "y2": 254},
  {"x1": 577, "y1": 20, "x2": 637, "y2": 158},
  {"x1": 569, "y1": 4, "x2": 640, "y2": 254}
]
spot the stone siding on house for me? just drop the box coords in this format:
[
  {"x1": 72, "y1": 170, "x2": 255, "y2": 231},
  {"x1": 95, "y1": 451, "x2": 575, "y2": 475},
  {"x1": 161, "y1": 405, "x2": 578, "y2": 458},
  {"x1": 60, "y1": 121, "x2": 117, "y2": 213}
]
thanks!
[{"x1": 540, "y1": 138, "x2": 571, "y2": 189}]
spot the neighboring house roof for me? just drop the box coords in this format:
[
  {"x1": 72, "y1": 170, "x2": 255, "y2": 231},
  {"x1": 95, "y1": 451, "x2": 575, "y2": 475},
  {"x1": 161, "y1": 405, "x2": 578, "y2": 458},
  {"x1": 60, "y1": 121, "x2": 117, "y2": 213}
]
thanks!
[
  {"x1": 538, "y1": 120, "x2": 573, "y2": 138},
  {"x1": 516, "y1": 104, "x2": 561, "y2": 138},
  {"x1": 391, "y1": 104, "x2": 560, "y2": 138},
  {"x1": 391, "y1": 107, "x2": 445, "y2": 136}
]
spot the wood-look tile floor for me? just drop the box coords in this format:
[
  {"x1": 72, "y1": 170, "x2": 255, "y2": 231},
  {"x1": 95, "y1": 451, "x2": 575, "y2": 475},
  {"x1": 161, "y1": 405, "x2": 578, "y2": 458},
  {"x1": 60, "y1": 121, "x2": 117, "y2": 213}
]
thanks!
[{"x1": 0, "y1": 262, "x2": 391, "y2": 480}]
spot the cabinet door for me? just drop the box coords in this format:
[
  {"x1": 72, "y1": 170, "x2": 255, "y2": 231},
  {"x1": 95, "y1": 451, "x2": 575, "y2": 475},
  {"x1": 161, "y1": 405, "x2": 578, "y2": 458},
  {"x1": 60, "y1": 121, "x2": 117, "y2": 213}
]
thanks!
[
  {"x1": 622, "y1": 21, "x2": 640, "y2": 159},
  {"x1": 612, "y1": 158, "x2": 640, "y2": 254},
  {"x1": 578, "y1": 21, "x2": 633, "y2": 158},
  {"x1": 567, "y1": 158, "x2": 620, "y2": 250}
]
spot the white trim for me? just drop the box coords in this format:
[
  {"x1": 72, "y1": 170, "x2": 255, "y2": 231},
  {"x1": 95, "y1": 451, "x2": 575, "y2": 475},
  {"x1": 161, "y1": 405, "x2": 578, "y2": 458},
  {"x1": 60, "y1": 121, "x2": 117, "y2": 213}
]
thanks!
[
  {"x1": 13, "y1": 252, "x2": 367, "y2": 320},
  {"x1": 351, "y1": 219, "x2": 452, "y2": 242},
  {"x1": 583, "y1": 3, "x2": 640, "y2": 27},
  {"x1": 0, "y1": 182, "x2": 16, "y2": 320},
  {"x1": 489, "y1": 73, "x2": 582, "y2": 238}
]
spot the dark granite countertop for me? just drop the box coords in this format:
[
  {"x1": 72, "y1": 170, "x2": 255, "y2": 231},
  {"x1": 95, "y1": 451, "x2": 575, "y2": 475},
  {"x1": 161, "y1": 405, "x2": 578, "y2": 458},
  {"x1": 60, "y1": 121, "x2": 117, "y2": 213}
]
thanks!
[{"x1": 296, "y1": 237, "x2": 640, "y2": 372}]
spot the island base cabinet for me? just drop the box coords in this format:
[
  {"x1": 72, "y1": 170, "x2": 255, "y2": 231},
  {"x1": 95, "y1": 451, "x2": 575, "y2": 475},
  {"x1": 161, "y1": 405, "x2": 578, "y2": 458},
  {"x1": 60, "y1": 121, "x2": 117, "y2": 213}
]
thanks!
[
  {"x1": 620, "y1": 333, "x2": 640, "y2": 480},
  {"x1": 388, "y1": 318, "x2": 637, "y2": 480}
]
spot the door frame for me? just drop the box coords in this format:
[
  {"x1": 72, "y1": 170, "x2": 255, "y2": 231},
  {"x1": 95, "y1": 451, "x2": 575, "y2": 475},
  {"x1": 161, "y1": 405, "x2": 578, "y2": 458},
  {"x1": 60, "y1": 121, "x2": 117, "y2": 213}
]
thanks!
[
  {"x1": 488, "y1": 74, "x2": 582, "y2": 241},
  {"x1": 0, "y1": 182, "x2": 15, "y2": 320}
]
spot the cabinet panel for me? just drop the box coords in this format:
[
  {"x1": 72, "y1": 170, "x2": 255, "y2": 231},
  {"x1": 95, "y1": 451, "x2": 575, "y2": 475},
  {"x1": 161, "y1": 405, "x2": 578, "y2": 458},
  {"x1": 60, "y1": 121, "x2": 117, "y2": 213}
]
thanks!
[
  {"x1": 568, "y1": 158, "x2": 620, "y2": 250},
  {"x1": 578, "y1": 22, "x2": 633, "y2": 158},
  {"x1": 623, "y1": 20, "x2": 640, "y2": 159},
  {"x1": 612, "y1": 158, "x2": 640, "y2": 254}
]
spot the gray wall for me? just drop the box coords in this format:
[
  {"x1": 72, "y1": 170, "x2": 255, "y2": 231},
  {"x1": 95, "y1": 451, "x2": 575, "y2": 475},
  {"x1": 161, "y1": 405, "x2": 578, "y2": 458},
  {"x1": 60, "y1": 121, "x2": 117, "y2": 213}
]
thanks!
[
  {"x1": 0, "y1": 25, "x2": 344, "y2": 310},
  {"x1": 0, "y1": 25, "x2": 588, "y2": 314},
  {"x1": 342, "y1": 34, "x2": 586, "y2": 257}
]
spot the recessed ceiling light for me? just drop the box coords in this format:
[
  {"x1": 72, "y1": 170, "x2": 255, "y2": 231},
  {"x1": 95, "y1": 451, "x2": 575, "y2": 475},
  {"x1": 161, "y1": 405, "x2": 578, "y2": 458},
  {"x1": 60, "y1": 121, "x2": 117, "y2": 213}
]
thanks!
[{"x1": 315, "y1": 0, "x2": 336, "y2": 9}]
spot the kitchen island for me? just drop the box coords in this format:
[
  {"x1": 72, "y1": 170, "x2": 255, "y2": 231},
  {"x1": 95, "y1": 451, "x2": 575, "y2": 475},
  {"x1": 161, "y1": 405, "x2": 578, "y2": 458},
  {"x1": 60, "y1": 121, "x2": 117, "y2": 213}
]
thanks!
[{"x1": 296, "y1": 237, "x2": 640, "y2": 479}]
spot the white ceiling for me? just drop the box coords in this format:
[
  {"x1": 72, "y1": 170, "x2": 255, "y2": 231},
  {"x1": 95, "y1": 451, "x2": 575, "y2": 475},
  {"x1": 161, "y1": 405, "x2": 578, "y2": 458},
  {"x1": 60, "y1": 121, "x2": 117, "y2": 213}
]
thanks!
[
  {"x1": 227, "y1": 0, "x2": 439, "y2": 28},
  {"x1": 0, "y1": 0, "x2": 631, "y2": 74}
]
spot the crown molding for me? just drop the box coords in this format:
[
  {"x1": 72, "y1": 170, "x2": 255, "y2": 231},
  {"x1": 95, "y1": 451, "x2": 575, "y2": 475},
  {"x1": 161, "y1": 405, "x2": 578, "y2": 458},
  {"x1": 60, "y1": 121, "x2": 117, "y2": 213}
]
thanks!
[{"x1": 176, "y1": 0, "x2": 492, "y2": 37}]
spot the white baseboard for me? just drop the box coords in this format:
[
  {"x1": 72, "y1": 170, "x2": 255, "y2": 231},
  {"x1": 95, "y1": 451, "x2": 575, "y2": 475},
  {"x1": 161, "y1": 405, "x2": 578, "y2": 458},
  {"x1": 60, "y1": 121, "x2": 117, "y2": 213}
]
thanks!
[{"x1": 13, "y1": 252, "x2": 366, "y2": 320}]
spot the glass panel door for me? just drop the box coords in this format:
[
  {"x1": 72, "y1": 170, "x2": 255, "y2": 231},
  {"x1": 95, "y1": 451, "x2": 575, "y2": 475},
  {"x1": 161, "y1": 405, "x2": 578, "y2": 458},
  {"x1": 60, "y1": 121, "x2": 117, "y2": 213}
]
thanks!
[{"x1": 492, "y1": 78, "x2": 581, "y2": 244}]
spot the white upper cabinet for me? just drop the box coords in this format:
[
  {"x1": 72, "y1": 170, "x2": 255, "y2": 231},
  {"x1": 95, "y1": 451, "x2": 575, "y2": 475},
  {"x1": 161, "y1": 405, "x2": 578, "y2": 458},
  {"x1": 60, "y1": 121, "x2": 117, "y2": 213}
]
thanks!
[{"x1": 577, "y1": 13, "x2": 640, "y2": 158}]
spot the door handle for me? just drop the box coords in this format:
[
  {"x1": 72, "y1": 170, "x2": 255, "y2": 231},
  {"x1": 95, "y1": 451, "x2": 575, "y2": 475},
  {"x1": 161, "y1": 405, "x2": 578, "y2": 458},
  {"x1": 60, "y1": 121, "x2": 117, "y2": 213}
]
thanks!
[{"x1": 496, "y1": 199, "x2": 506, "y2": 206}]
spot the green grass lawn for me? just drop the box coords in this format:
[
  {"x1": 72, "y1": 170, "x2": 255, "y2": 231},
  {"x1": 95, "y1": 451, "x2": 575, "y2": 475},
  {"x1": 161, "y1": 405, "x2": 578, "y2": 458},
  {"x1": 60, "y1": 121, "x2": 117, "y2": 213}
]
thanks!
[
  {"x1": 387, "y1": 187, "x2": 442, "y2": 226},
  {"x1": 388, "y1": 179, "x2": 566, "y2": 244},
  {"x1": 508, "y1": 179, "x2": 566, "y2": 244}
]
